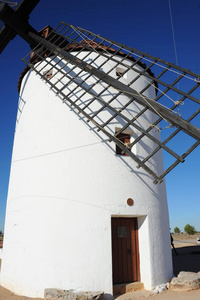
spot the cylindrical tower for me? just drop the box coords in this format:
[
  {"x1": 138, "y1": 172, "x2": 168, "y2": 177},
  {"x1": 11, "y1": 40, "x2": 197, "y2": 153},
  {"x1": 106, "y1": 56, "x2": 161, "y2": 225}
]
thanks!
[{"x1": 0, "y1": 41, "x2": 173, "y2": 297}]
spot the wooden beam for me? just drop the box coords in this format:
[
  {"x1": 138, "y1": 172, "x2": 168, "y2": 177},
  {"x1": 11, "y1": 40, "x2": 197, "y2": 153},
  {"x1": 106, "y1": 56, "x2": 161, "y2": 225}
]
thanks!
[{"x1": 0, "y1": 0, "x2": 39, "y2": 53}]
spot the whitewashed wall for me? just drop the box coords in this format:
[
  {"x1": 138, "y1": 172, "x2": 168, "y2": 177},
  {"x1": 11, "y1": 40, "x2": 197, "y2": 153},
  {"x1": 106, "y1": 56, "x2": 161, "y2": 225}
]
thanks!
[{"x1": 0, "y1": 51, "x2": 173, "y2": 297}]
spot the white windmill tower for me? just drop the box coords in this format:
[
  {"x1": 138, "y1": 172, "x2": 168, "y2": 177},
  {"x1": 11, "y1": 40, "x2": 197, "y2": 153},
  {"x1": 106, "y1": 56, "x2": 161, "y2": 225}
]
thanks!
[{"x1": 0, "y1": 1, "x2": 200, "y2": 298}]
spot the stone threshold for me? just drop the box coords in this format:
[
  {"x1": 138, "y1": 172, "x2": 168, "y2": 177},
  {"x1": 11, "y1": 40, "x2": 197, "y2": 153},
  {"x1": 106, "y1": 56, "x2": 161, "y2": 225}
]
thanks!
[{"x1": 113, "y1": 282, "x2": 144, "y2": 295}]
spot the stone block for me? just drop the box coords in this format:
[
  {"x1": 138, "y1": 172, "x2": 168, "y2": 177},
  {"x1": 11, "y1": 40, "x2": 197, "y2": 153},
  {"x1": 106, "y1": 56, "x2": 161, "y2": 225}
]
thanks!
[
  {"x1": 170, "y1": 271, "x2": 200, "y2": 291},
  {"x1": 44, "y1": 289, "x2": 77, "y2": 300},
  {"x1": 44, "y1": 289, "x2": 104, "y2": 300}
]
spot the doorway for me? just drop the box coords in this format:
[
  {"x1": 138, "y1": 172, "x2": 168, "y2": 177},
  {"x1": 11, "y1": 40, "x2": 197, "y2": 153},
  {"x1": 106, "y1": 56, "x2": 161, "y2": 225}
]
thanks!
[{"x1": 111, "y1": 217, "x2": 140, "y2": 284}]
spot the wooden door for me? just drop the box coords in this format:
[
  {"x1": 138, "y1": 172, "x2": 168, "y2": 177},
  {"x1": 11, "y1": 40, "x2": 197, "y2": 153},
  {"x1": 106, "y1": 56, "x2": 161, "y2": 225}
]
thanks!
[{"x1": 111, "y1": 217, "x2": 140, "y2": 284}]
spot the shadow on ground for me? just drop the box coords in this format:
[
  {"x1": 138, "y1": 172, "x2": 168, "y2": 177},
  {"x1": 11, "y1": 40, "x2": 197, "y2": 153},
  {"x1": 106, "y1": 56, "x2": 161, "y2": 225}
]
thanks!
[{"x1": 172, "y1": 245, "x2": 200, "y2": 276}]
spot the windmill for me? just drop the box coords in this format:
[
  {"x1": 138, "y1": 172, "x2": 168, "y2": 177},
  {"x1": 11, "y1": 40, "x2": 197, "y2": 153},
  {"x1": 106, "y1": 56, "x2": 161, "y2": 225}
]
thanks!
[{"x1": 0, "y1": 0, "x2": 199, "y2": 298}]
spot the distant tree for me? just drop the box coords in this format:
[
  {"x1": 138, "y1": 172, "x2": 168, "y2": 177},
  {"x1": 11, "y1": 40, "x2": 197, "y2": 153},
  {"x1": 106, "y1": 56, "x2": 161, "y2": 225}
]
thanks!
[
  {"x1": 0, "y1": 230, "x2": 2, "y2": 235},
  {"x1": 184, "y1": 224, "x2": 196, "y2": 235},
  {"x1": 174, "y1": 227, "x2": 180, "y2": 233}
]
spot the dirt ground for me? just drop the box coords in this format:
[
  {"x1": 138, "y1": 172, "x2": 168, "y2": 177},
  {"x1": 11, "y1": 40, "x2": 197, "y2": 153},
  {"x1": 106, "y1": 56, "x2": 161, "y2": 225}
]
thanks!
[
  {"x1": 0, "y1": 285, "x2": 42, "y2": 300},
  {"x1": 132, "y1": 290, "x2": 200, "y2": 299},
  {"x1": 2, "y1": 283, "x2": 200, "y2": 300},
  {"x1": 0, "y1": 235, "x2": 200, "y2": 300}
]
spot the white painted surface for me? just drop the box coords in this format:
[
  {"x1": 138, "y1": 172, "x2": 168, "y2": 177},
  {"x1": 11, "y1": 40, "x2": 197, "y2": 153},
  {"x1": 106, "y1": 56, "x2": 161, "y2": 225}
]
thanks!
[{"x1": 0, "y1": 51, "x2": 173, "y2": 297}]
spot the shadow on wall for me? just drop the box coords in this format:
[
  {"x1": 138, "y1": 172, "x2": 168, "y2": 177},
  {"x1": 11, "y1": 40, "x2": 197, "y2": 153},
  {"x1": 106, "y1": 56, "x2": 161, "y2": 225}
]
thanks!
[{"x1": 172, "y1": 245, "x2": 200, "y2": 276}]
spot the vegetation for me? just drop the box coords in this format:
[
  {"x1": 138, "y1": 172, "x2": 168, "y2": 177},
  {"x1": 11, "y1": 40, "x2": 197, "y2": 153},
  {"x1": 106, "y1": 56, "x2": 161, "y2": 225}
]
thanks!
[
  {"x1": 184, "y1": 224, "x2": 196, "y2": 235},
  {"x1": 174, "y1": 227, "x2": 181, "y2": 233}
]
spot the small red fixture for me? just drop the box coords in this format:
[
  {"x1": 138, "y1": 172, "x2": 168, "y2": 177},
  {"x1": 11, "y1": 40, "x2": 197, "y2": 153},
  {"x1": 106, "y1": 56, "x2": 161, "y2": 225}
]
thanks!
[{"x1": 127, "y1": 198, "x2": 134, "y2": 206}]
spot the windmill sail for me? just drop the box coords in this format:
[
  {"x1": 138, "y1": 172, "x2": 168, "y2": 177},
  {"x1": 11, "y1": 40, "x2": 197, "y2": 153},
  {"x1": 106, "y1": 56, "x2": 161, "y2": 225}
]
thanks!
[
  {"x1": 0, "y1": 0, "x2": 199, "y2": 182},
  {"x1": 18, "y1": 23, "x2": 200, "y2": 183}
]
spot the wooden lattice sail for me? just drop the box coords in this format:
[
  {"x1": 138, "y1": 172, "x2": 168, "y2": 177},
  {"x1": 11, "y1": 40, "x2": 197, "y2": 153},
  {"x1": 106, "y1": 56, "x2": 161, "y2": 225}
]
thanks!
[
  {"x1": 0, "y1": 1, "x2": 200, "y2": 183},
  {"x1": 20, "y1": 26, "x2": 200, "y2": 183}
]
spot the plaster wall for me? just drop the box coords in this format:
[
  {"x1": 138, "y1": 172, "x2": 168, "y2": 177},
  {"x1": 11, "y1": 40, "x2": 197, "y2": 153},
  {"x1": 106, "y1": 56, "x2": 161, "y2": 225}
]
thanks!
[{"x1": 0, "y1": 52, "x2": 173, "y2": 297}]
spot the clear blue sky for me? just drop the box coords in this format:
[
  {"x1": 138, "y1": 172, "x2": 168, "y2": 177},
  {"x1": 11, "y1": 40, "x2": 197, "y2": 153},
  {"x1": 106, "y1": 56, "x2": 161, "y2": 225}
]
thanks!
[{"x1": 0, "y1": 0, "x2": 199, "y2": 233}]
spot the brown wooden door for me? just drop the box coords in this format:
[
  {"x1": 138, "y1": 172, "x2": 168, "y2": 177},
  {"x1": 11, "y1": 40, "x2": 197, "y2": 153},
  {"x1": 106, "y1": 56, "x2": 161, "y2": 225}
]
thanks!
[{"x1": 111, "y1": 217, "x2": 140, "y2": 284}]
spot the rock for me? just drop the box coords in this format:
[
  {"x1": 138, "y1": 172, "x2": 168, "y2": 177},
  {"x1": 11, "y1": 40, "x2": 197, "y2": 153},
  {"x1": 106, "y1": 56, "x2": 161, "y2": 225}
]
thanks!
[
  {"x1": 77, "y1": 292, "x2": 104, "y2": 300},
  {"x1": 170, "y1": 271, "x2": 200, "y2": 291},
  {"x1": 152, "y1": 283, "x2": 168, "y2": 294},
  {"x1": 44, "y1": 289, "x2": 77, "y2": 300},
  {"x1": 44, "y1": 289, "x2": 104, "y2": 300}
]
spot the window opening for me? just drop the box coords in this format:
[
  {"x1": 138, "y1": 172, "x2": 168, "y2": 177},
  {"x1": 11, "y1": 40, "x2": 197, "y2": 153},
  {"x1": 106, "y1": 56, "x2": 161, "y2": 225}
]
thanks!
[
  {"x1": 116, "y1": 67, "x2": 126, "y2": 78},
  {"x1": 43, "y1": 69, "x2": 53, "y2": 79},
  {"x1": 116, "y1": 131, "x2": 131, "y2": 156},
  {"x1": 118, "y1": 226, "x2": 127, "y2": 238}
]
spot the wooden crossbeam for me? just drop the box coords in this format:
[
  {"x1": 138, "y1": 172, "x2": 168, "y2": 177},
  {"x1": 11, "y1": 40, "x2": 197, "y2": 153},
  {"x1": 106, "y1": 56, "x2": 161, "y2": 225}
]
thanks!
[{"x1": 0, "y1": 0, "x2": 39, "y2": 53}]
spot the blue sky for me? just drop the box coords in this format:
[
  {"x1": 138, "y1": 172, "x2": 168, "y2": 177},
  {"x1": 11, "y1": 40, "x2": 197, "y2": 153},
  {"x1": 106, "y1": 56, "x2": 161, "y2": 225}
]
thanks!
[{"x1": 0, "y1": 0, "x2": 200, "y2": 233}]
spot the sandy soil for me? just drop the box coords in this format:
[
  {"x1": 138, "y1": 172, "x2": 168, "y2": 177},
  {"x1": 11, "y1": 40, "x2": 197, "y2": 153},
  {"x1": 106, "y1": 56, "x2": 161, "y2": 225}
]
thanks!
[
  {"x1": 137, "y1": 289, "x2": 200, "y2": 299},
  {"x1": 2, "y1": 285, "x2": 200, "y2": 300},
  {"x1": 0, "y1": 285, "x2": 43, "y2": 300},
  {"x1": 0, "y1": 236, "x2": 200, "y2": 300}
]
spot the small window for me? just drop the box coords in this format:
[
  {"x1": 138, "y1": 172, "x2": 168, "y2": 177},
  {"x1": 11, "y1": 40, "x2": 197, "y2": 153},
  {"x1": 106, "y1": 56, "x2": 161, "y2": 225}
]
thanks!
[
  {"x1": 116, "y1": 132, "x2": 131, "y2": 156},
  {"x1": 116, "y1": 67, "x2": 126, "y2": 78},
  {"x1": 118, "y1": 226, "x2": 127, "y2": 238},
  {"x1": 43, "y1": 69, "x2": 53, "y2": 79}
]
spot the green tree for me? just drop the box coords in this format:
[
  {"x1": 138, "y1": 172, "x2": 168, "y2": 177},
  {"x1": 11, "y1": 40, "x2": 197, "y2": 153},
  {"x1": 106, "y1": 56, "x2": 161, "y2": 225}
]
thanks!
[
  {"x1": 174, "y1": 227, "x2": 180, "y2": 233},
  {"x1": 184, "y1": 224, "x2": 196, "y2": 235}
]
